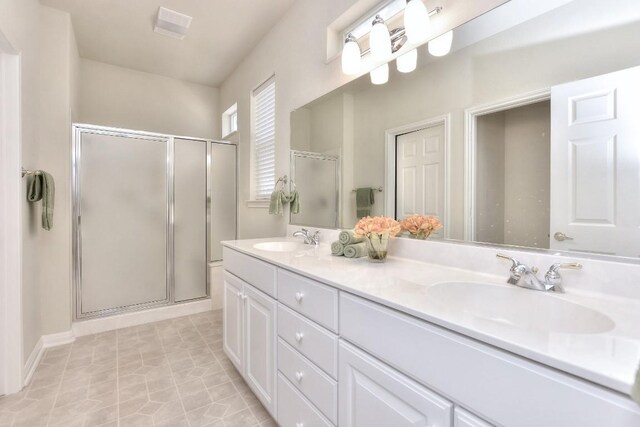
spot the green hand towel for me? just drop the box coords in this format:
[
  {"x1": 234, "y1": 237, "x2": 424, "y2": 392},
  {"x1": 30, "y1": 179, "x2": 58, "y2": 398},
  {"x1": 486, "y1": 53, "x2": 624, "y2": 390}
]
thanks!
[
  {"x1": 269, "y1": 190, "x2": 283, "y2": 215},
  {"x1": 26, "y1": 171, "x2": 55, "y2": 231},
  {"x1": 632, "y1": 366, "x2": 640, "y2": 405},
  {"x1": 331, "y1": 241, "x2": 345, "y2": 256},
  {"x1": 356, "y1": 187, "x2": 374, "y2": 219},
  {"x1": 283, "y1": 190, "x2": 300, "y2": 215},
  {"x1": 344, "y1": 242, "x2": 368, "y2": 258},
  {"x1": 339, "y1": 230, "x2": 364, "y2": 245}
]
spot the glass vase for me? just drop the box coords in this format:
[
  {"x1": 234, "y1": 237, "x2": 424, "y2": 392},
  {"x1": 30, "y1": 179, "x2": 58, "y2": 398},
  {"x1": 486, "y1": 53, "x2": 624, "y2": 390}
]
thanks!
[{"x1": 366, "y1": 233, "x2": 389, "y2": 262}]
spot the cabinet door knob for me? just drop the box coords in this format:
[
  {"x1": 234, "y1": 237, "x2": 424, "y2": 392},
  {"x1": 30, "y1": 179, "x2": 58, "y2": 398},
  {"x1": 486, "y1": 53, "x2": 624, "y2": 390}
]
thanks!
[
  {"x1": 554, "y1": 231, "x2": 574, "y2": 241},
  {"x1": 295, "y1": 332, "x2": 304, "y2": 343},
  {"x1": 295, "y1": 292, "x2": 304, "y2": 303},
  {"x1": 295, "y1": 371, "x2": 304, "y2": 382},
  {"x1": 296, "y1": 423, "x2": 304, "y2": 427}
]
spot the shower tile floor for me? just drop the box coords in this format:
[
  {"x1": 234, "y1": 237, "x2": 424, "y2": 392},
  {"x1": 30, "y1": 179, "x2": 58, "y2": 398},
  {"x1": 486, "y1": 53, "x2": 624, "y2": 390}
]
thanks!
[{"x1": 0, "y1": 310, "x2": 276, "y2": 427}]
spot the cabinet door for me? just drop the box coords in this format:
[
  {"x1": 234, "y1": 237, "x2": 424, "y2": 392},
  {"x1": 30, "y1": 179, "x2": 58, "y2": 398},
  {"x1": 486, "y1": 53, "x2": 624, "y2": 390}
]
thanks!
[
  {"x1": 454, "y1": 408, "x2": 493, "y2": 427},
  {"x1": 339, "y1": 340, "x2": 453, "y2": 427},
  {"x1": 244, "y1": 284, "x2": 277, "y2": 417},
  {"x1": 223, "y1": 273, "x2": 244, "y2": 372}
]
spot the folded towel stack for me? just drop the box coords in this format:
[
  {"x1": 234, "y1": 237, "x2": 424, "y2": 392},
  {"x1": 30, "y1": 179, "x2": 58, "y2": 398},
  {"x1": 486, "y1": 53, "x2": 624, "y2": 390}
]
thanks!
[
  {"x1": 332, "y1": 231, "x2": 367, "y2": 258},
  {"x1": 339, "y1": 230, "x2": 364, "y2": 245},
  {"x1": 632, "y1": 366, "x2": 640, "y2": 405},
  {"x1": 26, "y1": 170, "x2": 55, "y2": 231}
]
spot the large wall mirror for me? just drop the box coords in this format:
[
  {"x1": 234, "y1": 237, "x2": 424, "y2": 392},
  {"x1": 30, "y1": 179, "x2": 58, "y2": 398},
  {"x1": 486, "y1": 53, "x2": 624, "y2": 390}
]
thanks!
[{"x1": 289, "y1": 0, "x2": 640, "y2": 260}]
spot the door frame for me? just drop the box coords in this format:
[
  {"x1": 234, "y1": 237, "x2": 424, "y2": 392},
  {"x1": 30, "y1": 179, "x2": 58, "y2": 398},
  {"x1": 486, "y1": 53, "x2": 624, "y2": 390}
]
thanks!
[
  {"x1": 384, "y1": 114, "x2": 451, "y2": 238},
  {"x1": 463, "y1": 88, "x2": 551, "y2": 241},
  {"x1": 0, "y1": 30, "x2": 24, "y2": 395}
]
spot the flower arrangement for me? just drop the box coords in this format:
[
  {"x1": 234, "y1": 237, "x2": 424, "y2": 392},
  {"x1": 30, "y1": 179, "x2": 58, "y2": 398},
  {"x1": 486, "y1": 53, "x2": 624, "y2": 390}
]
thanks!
[
  {"x1": 400, "y1": 214, "x2": 443, "y2": 239},
  {"x1": 354, "y1": 216, "x2": 401, "y2": 262}
]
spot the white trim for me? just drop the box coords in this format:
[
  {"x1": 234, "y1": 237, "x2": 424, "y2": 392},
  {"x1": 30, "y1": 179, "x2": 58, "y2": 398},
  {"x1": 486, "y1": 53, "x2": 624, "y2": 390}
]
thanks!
[
  {"x1": 384, "y1": 114, "x2": 452, "y2": 239},
  {"x1": 41, "y1": 330, "x2": 75, "y2": 348},
  {"x1": 23, "y1": 337, "x2": 43, "y2": 387},
  {"x1": 0, "y1": 33, "x2": 23, "y2": 395},
  {"x1": 463, "y1": 88, "x2": 551, "y2": 241},
  {"x1": 72, "y1": 298, "x2": 212, "y2": 337}
]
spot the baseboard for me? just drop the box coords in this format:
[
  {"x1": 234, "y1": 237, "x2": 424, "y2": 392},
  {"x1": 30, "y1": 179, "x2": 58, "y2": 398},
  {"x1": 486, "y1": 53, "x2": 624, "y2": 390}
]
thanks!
[
  {"x1": 23, "y1": 337, "x2": 44, "y2": 386},
  {"x1": 72, "y1": 298, "x2": 213, "y2": 337},
  {"x1": 42, "y1": 330, "x2": 76, "y2": 347}
]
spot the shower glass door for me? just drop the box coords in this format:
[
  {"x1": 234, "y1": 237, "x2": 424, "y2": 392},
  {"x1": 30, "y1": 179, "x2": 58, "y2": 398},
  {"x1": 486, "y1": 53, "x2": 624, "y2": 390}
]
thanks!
[{"x1": 75, "y1": 129, "x2": 169, "y2": 317}]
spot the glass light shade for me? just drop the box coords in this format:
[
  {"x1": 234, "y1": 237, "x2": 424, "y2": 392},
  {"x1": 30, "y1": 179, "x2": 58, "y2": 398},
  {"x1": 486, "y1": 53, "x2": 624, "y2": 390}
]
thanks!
[
  {"x1": 396, "y1": 48, "x2": 417, "y2": 73},
  {"x1": 370, "y1": 63, "x2": 389, "y2": 85},
  {"x1": 404, "y1": 0, "x2": 431, "y2": 43},
  {"x1": 341, "y1": 39, "x2": 362, "y2": 75},
  {"x1": 428, "y1": 30, "x2": 453, "y2": 57},
  {"x1": 370, "y1": 17, "x2": 392, "y2": 61}
]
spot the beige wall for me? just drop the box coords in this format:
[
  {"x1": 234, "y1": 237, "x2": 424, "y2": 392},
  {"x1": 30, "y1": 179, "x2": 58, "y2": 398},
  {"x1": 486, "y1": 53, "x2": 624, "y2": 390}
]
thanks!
[
  {"x1": 476, "y1": 112, "x2": 505, "y2": 244},
  {"x1": 0, "y1": 0, "x2": 79, "y2": 364},
  {"x1": 79, "y1": 59, "x2": 220, "y2": 138},
  {"x1": 218, "y1": 0, "x2": 506, "y2": 239}
]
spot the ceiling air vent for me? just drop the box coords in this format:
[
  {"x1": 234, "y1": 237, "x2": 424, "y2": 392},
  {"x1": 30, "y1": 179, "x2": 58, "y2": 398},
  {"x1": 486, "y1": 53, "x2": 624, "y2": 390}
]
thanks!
[{"x1": 154, "y1": 7, "x2": 192, "y2": 40}]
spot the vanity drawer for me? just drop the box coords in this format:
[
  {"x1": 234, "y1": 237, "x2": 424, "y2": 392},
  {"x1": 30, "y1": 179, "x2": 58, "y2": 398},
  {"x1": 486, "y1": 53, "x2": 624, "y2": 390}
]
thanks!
[
  {"x1": 278, "y1": 304, "x2": 338, "y2": 379},
  {"x1": 223, "y1": 247, "x2": 277, "y2": 297},
  {"x1": 454, "y1": 408, "x2": 494, "y2": 427},
  {"x1": 278, "y1": 373, "x2": 334, "y2": 427},
  {"x1": 278, "y1": 338, "x2": 338, "y2": 424},
  {"x1": 277, "y1": 269, "x2": 339, "y2": 332},
  {"x1": 339, "y1": 292, "x2": 640, "y2": 427}
]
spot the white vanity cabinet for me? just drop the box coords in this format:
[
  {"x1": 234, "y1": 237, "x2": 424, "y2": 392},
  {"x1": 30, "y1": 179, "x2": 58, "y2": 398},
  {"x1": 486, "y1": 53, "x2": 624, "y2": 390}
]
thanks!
[
  {"x1": 222, "y1": 271, "x2": 277, "y2": 417},
  {"x1": 339, "y1": 340, "x2": 453, "y2": 427}
]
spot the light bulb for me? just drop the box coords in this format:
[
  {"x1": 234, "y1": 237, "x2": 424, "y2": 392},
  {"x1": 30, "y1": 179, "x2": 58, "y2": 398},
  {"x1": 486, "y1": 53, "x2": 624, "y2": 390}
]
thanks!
[
  {"x1": 396, "y1": 48, "x2": 417, "y2": 73},
  {"x1": 370, "y1": 15, "x2": 391, "y2": 61},
  {"x1": 404, "y1": 0, "x2": 431, "y2": 43},
  {"x1": 428, "y1": 30, "x2": 453, "y2": 57},
  {"x1": 370, "y1": 63, "x2": 389, "y2": 85},
  {"x1": 341, "y1": 34, "x2": 361, "y2": 75}
]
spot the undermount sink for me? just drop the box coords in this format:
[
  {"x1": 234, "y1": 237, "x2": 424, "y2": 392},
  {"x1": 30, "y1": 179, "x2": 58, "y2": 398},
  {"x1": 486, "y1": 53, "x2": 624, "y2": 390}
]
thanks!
[
  {"x1": 252, "y1": 241, "x2": 306, "y2": 252},
  {"x1": 427, "y1": 282, "x2": 614, "y2": 334}
]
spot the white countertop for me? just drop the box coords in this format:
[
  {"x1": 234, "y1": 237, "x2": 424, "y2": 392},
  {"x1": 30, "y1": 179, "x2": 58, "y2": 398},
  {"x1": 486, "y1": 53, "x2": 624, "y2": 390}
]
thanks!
[{"x1": 222, "y1": 237, "x2": 640, "y2": 396}]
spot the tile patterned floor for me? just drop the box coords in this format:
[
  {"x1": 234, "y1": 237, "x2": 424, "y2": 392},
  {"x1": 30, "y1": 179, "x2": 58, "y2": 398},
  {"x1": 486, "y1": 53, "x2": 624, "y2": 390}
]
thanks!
[{"x1": 0, "y1": 310, "x2": 276, "y2": 427}]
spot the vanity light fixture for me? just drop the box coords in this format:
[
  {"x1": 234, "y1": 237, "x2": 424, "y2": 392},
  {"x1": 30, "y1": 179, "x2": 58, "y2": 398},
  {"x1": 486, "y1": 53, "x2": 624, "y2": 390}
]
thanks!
[
  {"x1": 340, "y1": 4, "x2": 444, "y2": 83},
  {"x1": 370, "y1": 15, "x2": 392, "y2": 61},
  {"x1": 428, "y1": 30, "x2": 453, "y2": 56},
  {"x1": 371, "y1": 63, "x2": 390, "y2": 85},
  {"x1": 404, "y1": 0, "x2": 431, "y2": 43},
  {"x1": 342, "y1": 33, "x2": 362, "y2": 75}
]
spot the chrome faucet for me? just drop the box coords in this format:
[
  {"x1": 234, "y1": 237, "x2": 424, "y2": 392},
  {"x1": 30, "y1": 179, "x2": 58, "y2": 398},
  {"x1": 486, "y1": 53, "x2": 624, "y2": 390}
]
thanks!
[
  {"x1": 293, "y1": 228, "x2": 320, "y2": 246},
  {"x1": 496, "y1": 253, "x2": 582, "y2": 293}
]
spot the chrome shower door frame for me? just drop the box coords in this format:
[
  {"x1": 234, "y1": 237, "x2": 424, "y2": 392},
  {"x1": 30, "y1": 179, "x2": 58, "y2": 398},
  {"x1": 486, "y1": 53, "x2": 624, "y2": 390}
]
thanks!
[{"x1": 72, "y1": 124, "x2": 220, "y2": 320}]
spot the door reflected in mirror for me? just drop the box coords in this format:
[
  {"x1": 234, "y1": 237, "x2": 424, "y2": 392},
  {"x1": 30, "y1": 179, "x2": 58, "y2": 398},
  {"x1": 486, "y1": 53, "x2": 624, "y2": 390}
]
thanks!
[{"x1": 289, "y1": 0, "x2": 640, "y2": 260}]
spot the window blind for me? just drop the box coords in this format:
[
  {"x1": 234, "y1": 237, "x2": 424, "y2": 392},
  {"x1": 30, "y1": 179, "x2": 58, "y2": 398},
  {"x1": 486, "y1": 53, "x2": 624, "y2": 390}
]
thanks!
[{"x1": 252, "y1": 76, "x2": 276, "y2": 200}]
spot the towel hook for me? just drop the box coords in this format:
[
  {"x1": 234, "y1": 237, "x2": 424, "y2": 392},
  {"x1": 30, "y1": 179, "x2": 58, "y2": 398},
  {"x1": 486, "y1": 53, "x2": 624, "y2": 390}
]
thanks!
[{"x1": 21, "y1": 168, "x2": 41, "y2": 178}]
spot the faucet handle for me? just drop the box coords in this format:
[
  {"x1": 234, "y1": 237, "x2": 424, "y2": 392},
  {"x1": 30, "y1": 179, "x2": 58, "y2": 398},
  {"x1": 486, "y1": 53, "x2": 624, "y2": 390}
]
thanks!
[
  {"x1": 496, "y1": 253, "x2": 520, "y2": 268},
  {"x1": 547, "y1": 262, "x2": 583, "y2": 274}
]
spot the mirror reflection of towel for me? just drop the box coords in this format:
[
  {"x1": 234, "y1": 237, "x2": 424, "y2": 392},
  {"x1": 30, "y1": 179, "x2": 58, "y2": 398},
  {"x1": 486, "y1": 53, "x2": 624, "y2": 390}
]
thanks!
[{"x1": 356, "y1": 187, "x2": 374, "y2": 218}]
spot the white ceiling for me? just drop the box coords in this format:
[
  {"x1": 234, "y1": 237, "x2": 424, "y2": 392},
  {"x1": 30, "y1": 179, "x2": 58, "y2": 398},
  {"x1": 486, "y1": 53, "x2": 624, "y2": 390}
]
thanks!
[{"x1": 41, "y1": 0, "x2": 297, "y2": 87}]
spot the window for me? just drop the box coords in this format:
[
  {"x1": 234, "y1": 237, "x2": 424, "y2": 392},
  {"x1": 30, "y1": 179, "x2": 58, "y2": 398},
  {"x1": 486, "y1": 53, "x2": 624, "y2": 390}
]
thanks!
[
  {"x1": 251, "y1": 76, "x2": 276, "y2": 201},
  {"x1": 221, "y1": 103, "x2": 238, "y2": 137}
]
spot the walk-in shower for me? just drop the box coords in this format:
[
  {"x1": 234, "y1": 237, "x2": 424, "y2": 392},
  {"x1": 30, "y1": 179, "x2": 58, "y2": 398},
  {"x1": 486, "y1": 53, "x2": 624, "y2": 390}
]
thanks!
[{"x1": 72, "y1": 124, "x2": 236, "y2": 319}]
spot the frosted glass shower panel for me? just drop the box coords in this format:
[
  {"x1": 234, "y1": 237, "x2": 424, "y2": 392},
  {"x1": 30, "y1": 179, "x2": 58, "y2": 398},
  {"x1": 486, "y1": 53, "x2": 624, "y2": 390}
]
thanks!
[
  {"x1": 210, "y1": 142, "x2": 237, "y2": 261},
  {"x1": 174, "y1": 138, "x2": 207, "y2": 302},
  {"x1": 290, "y1": 151, "x2": 339, "y2": 228},
  {"x1": 79, "y1": 132, "x2": 168, "y2": 314}
]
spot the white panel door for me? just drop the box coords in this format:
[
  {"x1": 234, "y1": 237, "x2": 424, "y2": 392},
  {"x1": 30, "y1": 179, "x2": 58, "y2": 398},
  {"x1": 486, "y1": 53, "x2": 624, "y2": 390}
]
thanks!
[
  {"x1": 244, "y1": 283, "x2": 277, "y2": 417},
  {"x1": 223, "y1": 273, "x2": 244, "y2": 373},
  {"x1": 550, "y1": 66, "x2": 640, "y2": 257},
  {"x1": 396, "y1": 124, "x2": 445, "y2": 235},
  {"x1": 339, "y1": 341, "x2": 453, "y2": 427}
]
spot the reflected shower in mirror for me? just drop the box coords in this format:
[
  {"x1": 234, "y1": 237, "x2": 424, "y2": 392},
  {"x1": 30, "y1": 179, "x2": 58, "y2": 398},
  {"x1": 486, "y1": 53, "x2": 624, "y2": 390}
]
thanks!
[
  {"x1": 290, "y1": 151, "x2": 339, "y2": 229},
  {"x1": 289, "y1": 0, "x2": 640, "y2": 259}
]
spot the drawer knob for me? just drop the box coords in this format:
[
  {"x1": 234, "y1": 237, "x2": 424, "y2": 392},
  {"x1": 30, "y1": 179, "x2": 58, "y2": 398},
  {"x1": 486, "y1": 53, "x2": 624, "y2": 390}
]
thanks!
[
  {"x1": 295, "y1": 332, "x2": 304, "y2": 343},
  {"x1": 295, "y1": 371, "x2": 304, "y2": 382},
  {"x1": 295, "y1": 292, "x2": 304, "y2": 303},
  {"x1": 296, "y1": 423, "x2": 304, "y2": 427}
]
